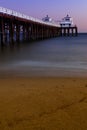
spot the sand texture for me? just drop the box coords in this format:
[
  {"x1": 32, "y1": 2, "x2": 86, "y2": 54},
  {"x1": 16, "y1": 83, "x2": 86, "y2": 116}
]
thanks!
[{"x1": 0, "y1": 77, "x2": 87, "y2": 130}]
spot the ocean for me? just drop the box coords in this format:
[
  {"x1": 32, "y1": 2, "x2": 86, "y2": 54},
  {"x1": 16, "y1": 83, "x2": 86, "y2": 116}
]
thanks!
[{"x1": 0, "y1": 34, "x2": 87, "y2": 77}]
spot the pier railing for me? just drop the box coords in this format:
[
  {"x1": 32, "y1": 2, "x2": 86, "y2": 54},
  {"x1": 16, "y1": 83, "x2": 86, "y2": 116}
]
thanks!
[{"x1": 0, "y1": 7, "x2": 59, "y2": 27}]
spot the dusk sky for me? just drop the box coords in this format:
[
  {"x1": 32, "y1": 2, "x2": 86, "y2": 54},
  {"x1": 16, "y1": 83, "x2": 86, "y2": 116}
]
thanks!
[{"x1": 0, "y1": 0, "x2": 87, "y2": 32}]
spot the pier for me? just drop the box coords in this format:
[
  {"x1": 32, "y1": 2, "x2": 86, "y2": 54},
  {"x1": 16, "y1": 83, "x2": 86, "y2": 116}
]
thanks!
[{"x1": 0, "y1": 7, "x2": 78, "y2": 47}]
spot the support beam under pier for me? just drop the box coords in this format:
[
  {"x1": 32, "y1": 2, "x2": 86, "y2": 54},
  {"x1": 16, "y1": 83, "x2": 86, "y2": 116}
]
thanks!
[{"x1": 60, "y1": 27, "x2": 78, "y2": 37}]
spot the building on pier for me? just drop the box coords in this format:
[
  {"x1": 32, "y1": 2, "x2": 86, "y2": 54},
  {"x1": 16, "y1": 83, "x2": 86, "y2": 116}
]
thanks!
[
  {"x1": 58, "y1": 14, "x2": 78, "y2": 36},
  {"x1": 42, "y1": 15, "x2": 53, "y2": 22},
  {"x1": 59, "y1": 14, "x2": 73, "y2": 27}
]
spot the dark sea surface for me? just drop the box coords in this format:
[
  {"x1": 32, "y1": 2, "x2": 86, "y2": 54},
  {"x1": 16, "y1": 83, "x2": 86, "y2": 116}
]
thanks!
[{"x1": 0, "y1": 34, "x2": 87, "y2": 77}]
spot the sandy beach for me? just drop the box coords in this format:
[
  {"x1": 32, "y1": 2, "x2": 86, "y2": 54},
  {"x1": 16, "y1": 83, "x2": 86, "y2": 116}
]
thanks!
[{"x1": 0, "y1": 77, "x2": 87, "y2": 130}]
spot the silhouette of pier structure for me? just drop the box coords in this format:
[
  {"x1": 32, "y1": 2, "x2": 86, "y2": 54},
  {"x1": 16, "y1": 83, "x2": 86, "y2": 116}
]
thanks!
[{"x1": 0, "y1": 7, "x2": 78, "y2": 47}]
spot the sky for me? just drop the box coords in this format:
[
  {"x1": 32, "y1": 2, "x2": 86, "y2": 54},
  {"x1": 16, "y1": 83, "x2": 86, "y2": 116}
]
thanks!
[{"x1": 0, "y1": 0, "x2": 87, "y2": 32}]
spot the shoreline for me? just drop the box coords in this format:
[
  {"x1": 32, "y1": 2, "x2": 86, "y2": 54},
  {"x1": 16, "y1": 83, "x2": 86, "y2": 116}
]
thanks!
[
  {"x1": 0, "y1": 71, "x2": 87, "y2": 78},
  {"x1": 0, "y1": 65, "x2": 87, "y2": 78}
]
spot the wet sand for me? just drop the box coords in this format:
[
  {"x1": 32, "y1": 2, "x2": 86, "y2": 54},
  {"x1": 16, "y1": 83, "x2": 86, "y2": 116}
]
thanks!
[{"x1": 0, "y1": 77, "x2": 87, "y2": 130}]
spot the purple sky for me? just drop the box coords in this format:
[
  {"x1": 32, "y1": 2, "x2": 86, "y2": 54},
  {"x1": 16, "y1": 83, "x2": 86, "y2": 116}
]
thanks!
[{"x1": 0, "y1": 0, "x2": 87, "y2": 32}]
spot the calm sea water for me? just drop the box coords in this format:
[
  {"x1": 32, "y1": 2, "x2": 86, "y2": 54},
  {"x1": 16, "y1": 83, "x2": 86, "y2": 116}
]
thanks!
[{"x1": 0, "y1": 34, "x2": 87, "y2": 77}]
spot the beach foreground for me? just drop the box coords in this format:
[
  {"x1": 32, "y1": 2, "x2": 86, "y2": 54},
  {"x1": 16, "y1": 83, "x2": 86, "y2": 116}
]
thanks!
[{"x1": 0, "y1": 77, "x2": 87, "y2": 130}]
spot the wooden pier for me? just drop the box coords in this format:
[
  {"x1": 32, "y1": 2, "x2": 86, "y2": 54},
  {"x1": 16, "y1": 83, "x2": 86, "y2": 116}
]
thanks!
[{"x1": 0, "y1": 7, "x2": 78, "y2": 47}]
